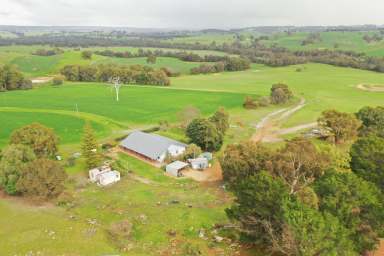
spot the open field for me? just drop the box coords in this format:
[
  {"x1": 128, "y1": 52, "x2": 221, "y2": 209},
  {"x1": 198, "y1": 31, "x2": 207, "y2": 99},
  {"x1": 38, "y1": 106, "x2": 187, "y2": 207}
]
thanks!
[
  {"x1": 263, "y1": 31, "x2": 384, "y2": 56},
  {"x1": 1, "y1": 62, "x2": 384, "y2": 147},
  {"x1": 0, "y1": 45, "x2": 229, "y2": 77},
  {"x1": 172, "y1": 63, "x2": 384, "y2": 127},
  {"x1": 1, "y1": 31, "x2": 384, "y2": 256},
  {"x1": 0, "y1": 83, "x2": 245, "y2": 147},
  {"x1": 0, "y1": 154, "x2": 233, "y2": 256}
]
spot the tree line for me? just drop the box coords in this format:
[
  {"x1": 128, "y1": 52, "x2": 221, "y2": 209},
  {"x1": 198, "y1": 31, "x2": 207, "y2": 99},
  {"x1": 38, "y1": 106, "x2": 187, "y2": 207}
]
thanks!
[
  {"x1": 60, "y1": 64, "x2": 170, "y2": 86},
  {"x1": 3, "y1": 34, "x2": 384, "y2": 73},
  {"x1": 32, "y1": 48, "x2": 64, "y2": 56},
  {"x1": 0, "y1": 65, "x2": 32, "y2": 91},
  {"x1": 220, "y1": 106, "x2": 384, "y2": 255},
  {"x1": 95, "y1": 48, "x2": 226, "y2": 63}
]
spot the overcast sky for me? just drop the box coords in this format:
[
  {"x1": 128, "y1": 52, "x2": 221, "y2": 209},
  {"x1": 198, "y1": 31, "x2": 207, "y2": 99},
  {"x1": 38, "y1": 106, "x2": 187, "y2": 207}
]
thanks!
[{"x1": 1, "y1": 0, "x2": 383, "y2": 29}]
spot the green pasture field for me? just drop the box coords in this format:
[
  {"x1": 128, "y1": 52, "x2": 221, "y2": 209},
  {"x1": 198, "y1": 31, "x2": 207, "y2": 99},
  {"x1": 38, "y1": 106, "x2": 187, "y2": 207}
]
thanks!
[
  {"x1": 263, "y1": 31, "x2": 384, "y2": 56},
  {"x1": 1, "y1": 45, "x2": 229, "y2": 77},
  {"x1": 0, "y1": 110, "x2": 109, "y2": 147},
  {"x1": 172, "y1": 63, "x2": 384, "y2": 127},
  {"x1": 163, "y1": 33, "x2": 236, "y2": 45},
  {"x1": 0, "y1": 83, "x2": 245, "y2": 124},
  {"x1": 0, "y1": 154, "x2": 232, "y2": 256},
  {"x1": 0, "y1": 83, "x2": 245, "y2": 148},
  {"x1": 94, "y1": 56, "x2": 206, "y2": 74}
]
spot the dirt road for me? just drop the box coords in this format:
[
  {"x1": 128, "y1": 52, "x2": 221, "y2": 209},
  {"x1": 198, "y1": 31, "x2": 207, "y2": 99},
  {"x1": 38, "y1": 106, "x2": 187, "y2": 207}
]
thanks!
[{"x1": 252, "y1": 98, "x2": 317, "y2": 143}]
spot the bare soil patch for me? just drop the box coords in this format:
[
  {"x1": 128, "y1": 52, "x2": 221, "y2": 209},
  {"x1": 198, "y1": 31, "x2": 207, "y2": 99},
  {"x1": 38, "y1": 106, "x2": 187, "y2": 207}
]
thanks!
[
  {"x1": 357, "y1": 84, "x2": 384, "y2": 92},
  {"x1": 182, "y1": 162, "x2": 223, "y2": 182},
  {"x1": 31, "y1": 77, "x2": 53, "y2": 84},
  {"x1": 252, "y1": 98, "x2": 315, "y2": 143}
]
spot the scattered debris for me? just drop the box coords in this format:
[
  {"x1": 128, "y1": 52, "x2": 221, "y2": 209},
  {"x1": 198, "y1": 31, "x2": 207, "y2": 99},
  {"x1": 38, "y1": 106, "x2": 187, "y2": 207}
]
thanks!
[{"x1": 167, "y1": 229, "x2": 177, "y2": 237}]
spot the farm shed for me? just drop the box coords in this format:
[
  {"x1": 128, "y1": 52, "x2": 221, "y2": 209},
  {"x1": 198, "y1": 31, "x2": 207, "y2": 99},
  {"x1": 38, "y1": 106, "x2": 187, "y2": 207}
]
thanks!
[
  {"x1": 189, "y1": 158, "x2": 209, "y2": 170},
  {"x1": 89, "y1": 165, "x2": 112, "y2": 182},
  {"x1": 120, "y1": 131, "x2": 187, "y2": 163},
  {"x1": 199, "y1": 152, "x2": 213, "y2": 161},
  {"x1": 89, "y1": 166, "x2": 120, "y2": 186},
  {"x1": 166, "y1": 161, "x2": 189, "y2": 177},
  {"x1": 98, "y1": 171, "x2": 121, "y2": 186}
]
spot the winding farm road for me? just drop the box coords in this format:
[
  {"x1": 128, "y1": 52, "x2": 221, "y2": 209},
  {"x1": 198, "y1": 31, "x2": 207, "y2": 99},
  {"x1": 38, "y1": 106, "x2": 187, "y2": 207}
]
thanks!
[{"x1": 252, "y1": 98, "x2": 317, "y2": 143}]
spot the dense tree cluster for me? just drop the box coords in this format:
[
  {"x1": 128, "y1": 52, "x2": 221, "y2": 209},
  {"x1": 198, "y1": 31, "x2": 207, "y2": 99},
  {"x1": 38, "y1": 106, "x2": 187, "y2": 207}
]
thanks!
[
  {"x1": 186, "y1": 108, "x2": 229, "y2": 152},
  {"x1": 81, "y1": 50, "x2": 93, "y2": 59},
  {"x1": 95, "y1": 48, "x2": 226, "y2": 63},
  {"x1": 318, "y1": 110, "x2": 361, "y2": 144},
  {"x1": 0, "y1": 65, "x2": 32, "y2": 91},
  {"x1": 61, "y1": 64, "x2": 170, "y2": 86},
  {"x1": 350, "y1": 106, "x2": 384, "y2": 191},
  {"x1": 32, "y1": 48, "x2": 63, "y2": 56},
  {"x1": 270, "y1": 83, "x2": 293, "y2": 104},
  {"x1": 221, "y1": 135, "x2": 384, "y2": 255},
  {"x1": 243, "y1": 84, "x2": 293, "y2": 109},
  {"x1": 356, "y1": 106, "x2": 384, "y2": 137},
  {"x1": 190, "y1": 63, "x2": 225, "y2": 74},
  {"x1": 0, "y1": 123, "x2": 66, "y2": 199},
  {"x1": 190, "y1": 57, "x2": 250, "y2": 74}
]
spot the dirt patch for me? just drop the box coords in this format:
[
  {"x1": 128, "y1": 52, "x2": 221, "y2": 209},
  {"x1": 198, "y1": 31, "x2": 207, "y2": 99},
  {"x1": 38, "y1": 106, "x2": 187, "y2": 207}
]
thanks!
[
  {"x1": 182, "y1": 162, "x2": 223, "y2": 182},
  {"x1": 357, "y1": 84, "x2": 384, "y2": 92},
  {"x1": 31, "y1": 77, "x2": 53, "y2": 84},
  {"x1": 0, "y1": 190, "x2": 54, "y2": 209},
  {"x1": 368, "y1": 239, "x2": 384, "y2": 256},
  {"x1": 252, "y1": 98, "x2": 314, "y2": 143}
]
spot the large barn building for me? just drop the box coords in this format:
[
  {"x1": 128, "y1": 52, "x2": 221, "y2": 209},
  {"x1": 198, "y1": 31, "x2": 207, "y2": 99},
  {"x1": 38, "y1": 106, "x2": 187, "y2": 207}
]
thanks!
[{"x1": 120, "y1": 131, "x2": 187, "y2": 163}]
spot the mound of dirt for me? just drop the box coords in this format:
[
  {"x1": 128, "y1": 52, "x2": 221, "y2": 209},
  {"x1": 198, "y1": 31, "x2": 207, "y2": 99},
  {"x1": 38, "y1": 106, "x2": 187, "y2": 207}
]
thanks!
[{"x1": 356, "y1": 84, "x2": 384, "y2": 92}]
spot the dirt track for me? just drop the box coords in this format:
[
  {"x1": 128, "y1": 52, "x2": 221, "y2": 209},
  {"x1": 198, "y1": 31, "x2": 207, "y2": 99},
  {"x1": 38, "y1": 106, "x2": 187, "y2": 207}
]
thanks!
[
  {"x1": 252, "y1": 98, "x2": 317, "y2": 143},
  {"x1": 357, "y1": 84, "x2": 384, "y2": 92}
]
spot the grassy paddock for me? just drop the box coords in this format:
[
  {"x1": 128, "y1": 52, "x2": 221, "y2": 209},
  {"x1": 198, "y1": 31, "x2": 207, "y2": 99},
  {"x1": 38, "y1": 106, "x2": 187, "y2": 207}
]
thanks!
[{"x1": 0, "y1": 154, "x2": 233, "y2": 255}]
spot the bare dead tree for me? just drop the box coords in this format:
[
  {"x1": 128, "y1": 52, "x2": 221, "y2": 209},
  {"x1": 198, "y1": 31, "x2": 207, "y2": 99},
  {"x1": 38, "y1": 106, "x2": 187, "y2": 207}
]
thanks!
[{"x1": 109, "y1": 76, "x2": 121, "y2": 102}]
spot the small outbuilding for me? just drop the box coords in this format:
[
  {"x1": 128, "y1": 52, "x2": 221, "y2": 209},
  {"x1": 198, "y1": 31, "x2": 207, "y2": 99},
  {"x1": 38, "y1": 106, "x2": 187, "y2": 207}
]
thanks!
[
  {"x1": 166, "y1": 161, "x2": 189, "y2": 177},
  {"x1": 199, "y1": 152, "x2": 213, "y2": 161},
  {"x1": 189, "y1": 158, "x2": 209, "y2": 170},
  {"x1": 89, "y1": 165, "x2": 120, "y2": 186},
  {"x1": 89, "y1": 165, "x2": 112, "y2": 182},
  {"x1": 98, "y1": 171, "x2": 121, "y2": 186}
]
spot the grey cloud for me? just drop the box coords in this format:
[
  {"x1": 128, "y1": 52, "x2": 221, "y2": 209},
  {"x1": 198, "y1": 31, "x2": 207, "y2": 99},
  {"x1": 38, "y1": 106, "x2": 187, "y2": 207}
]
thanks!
[{"x1": 1, "y1": 0, "x2": 384, "y2": 28}]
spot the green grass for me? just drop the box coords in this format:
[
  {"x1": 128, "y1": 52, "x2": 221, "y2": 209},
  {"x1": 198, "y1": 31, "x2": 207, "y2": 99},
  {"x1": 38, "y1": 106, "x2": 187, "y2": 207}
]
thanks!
[
  {"x1": 0, "y1": 110, "x2": 109, "y2": 147},
  {"x1": 0, "y1": 83, "x2": 245, "y2": 125},
  {"x1": 0, "y1": 45, "x2": 230, "y2": 77},
  {"x1": 263, "y1": 31, "x2": 384, "y2": 56},
  {"x1": 0, "y1": 154, "x2": 232, "y2": 255},
  {"x1": 163, "y1": 33, "x2": 236, "y2": 45},
  {"x1": 95, "y1": 56, "x2": 206, "y2": 74},
  {"x1": 172, "y1": 63, "x2": 384, "y2": 127},
  {"x1": 0, "y1": 199, "x2": 117, "y2": 256}
]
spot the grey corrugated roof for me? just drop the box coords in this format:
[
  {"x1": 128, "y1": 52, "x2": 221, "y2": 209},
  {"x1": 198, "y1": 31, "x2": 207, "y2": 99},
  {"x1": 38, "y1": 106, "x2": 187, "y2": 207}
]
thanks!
[
  {"x1": 166, "y1": 161, "x2": 189, "y2": 170},
  {"x1": 120, "y1": 131, "x2": 187, "y2": 160},
  {"x1": 189, "y1": 158, "x2": 209, "y2": 164}
]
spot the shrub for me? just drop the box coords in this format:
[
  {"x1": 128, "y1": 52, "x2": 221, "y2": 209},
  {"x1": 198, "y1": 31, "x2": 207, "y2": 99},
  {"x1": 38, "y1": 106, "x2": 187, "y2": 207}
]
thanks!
[
  {"x1": 52, "y1": 75, "x2": 64, "y2": 86},
  {"x1": 270, "y1": 83, "x2": 293, "y2": 104}
]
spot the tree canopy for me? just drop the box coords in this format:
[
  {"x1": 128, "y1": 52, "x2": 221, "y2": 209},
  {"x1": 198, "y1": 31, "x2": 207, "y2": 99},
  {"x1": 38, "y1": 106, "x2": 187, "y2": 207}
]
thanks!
[
  {"x1": 10, "y1": 123, "x2": 59, "y2": 158},
  {"x1": 17, "y1": 158, "x2": 67, "y2": 199},
  {"x1": 350, "y1": 135, "x2": 384, "y2": 191},
  {"x1": 318, "y1": 110, "x2": 361, "y2": 144},
  {"x1": 186, "y1": 118, "x2": 223, "y2": 152},
  {"x1": 0, "y1": 144, "x2": 36, "y2": 195}
]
